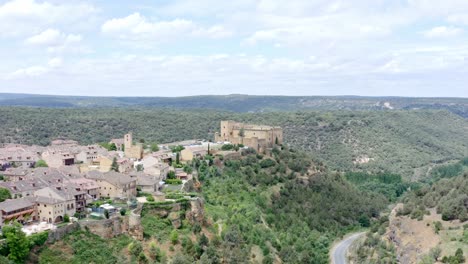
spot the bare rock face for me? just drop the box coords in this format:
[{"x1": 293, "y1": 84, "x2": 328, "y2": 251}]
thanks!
[
  {"x1": 169, "y1": 212, "x2": 182, "y2": 229},
  {"x1": 186, "y1": 197, "x2": 205, "y2": 225}
]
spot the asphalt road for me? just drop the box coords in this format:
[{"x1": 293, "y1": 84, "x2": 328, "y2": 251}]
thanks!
[{"x1": 330, "y1": 232, "x2": 365, "y2": 264}]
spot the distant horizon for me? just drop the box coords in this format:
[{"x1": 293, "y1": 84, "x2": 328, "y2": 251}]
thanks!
[{"x1": 1, "y1": 92, "x2": 467, "y2": 100}]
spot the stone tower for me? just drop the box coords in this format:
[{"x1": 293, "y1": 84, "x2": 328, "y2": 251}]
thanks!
[{"x1": 124, "y1": 133, "x2": 133, "y2": 150}]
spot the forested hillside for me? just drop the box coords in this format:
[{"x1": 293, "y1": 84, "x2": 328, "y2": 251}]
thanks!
[
  {"x1": 198, "y1": 146, "x2": 386, "y2": 263},
  {"x1": 1, "y1": 107, "x2": 467, "y2": 178},
  {"x1": 14, "y1": 146, "x2": 387, "y2": 264},
  {"x1": 1, "y1": 93, "x2": 468, "y2": 117}
]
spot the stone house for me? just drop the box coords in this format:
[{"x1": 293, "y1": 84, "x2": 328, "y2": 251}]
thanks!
[
  {"x1": 0, "y1": 149, "x2": 39, "y2": 169},
  {"x1": 41, "y1": 151, "x2": 75, "y2": 168},
  {"x1": 85, "y1": 171, "x2": 137, "y2": 199},
  {"x1": 75, "y1": 145, "x2": 107, "y2": 164},
  {"x1": 130, "y1": 172, "x2": 158, "y2": 193},
  {"x1": 0, "y1": 197, "x2": 37, "y2": 227},
  {"x1": 2, "y1": 167, "x2": 31, "y2": 182},
  {"x1": 68, "y1": 178, "x2": 100, "y2": 203},
  {"x1": 144, "y1": 163, "x2": 170, "y2": 179},
  {"x1": 34, "y1": 187, "x2": 76, "y2": 223},
  {"x1": 180, "y1": 147, "x2": 208, "y2": 161},
  {"x1": 152, "y1": 151, "x2": 174, "y2": 164},
  {"x1": 0, "y1": 179, "x2": 48, "y2": 198}
]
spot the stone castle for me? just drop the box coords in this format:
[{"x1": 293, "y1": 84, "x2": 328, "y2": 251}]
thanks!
[{"x1": 214, "y1": 120, "x2": 283, "y2": 152}]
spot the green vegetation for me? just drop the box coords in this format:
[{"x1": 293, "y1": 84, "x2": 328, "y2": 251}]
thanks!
[
  {"x1": 0, "y1": 223, "x2": 48, "y2": 264},
  {"x1": 199, "y1": 147, "x2": 386, "y2": 263},
  {"x1": 1, "y1": 223, "x2": 30, "y2": 263},
  {"x1": 99, "y1": 142, "x2": 117, "y2": 151},
  {"x1": 34, "y1": 160, "x2": 48, "y2": 168},
  {"x1": 345, "y1": 172, "x2": 419, "y2": 202},
  {"x1": 110, "y1": 157, "x2": 118, "y2": 172},
  {"x1": 38, "y1": 231, "x2": 135, "y2": 264},
  {"x1": 350, "y1": 215, "x2": 398, "y2": 263},
  {"x1": 0, "y1": 188, "x2": 12, "y2": 202},
  {"x1": 399, "y1": 173, "x2": 468, "y2": 221}
]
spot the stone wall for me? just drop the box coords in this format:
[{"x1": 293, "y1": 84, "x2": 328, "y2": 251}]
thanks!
[
  {"x1": 47, "y1": 222, "x2": 80, "y2": 243},
  {"x1": 79, "y1": 217, "x2": 125, "y2": 239}
]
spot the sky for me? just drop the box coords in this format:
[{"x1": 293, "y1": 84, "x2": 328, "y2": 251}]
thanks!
[{"x1": 0, "y1": 0, "x2": 467, "y2": 97}]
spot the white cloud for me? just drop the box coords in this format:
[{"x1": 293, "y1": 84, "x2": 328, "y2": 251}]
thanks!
[
  {"x1": 423, "y1": 26, "x2": 463, "y2": 38},
  {"x1": 101, "y1": 12, "x2": 232, "y2": 42},
  {"x1": 26, "y1": 29, "x2": 61, "y2": 45},
  {"x1": 48, "y1": 57, "x2": 63, "y2": 68},
  {"x1": 447, "y1": 13, "x2": 468, "y2": 25},
  {"x1": 9, "y1": 66, "x2": 49, "y2": 78},
  {"x1": 25, "y1": 29, "x2": 85, "y2": 54},
  {"x1": 0, "y1": 0, "x2": 96, "y2": 36}
]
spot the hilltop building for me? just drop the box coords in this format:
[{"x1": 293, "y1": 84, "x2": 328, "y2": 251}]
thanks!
[{"x1": 214, "y1": 120, "x2": 283, "y2": 152}]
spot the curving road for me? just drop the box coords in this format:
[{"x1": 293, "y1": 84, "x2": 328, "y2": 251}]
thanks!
[{"x1": 331, "y1": 232, "x2": 365, "y2": 264}]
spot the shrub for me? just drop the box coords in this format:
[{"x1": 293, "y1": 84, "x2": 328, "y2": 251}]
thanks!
[
  {"x1": 120, "y1": 208, "x2": 126, "y2": 216},
  {"x1": 128, "y1": 241, "x2": 143, "y2": 257},
  {"x1": 170, "y1": 230, "x2": 179, "y2": 245},
  {"x1": 165, "y1": 179, "x2": 182, "y2": 185}
]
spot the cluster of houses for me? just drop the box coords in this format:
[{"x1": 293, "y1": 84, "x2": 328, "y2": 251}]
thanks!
[
  {"x1": 0, "y1": 121, "x2": 283, "y2": 228},
  {"x1": 0, "y1": 133, "x2": 184, "y2": 228}
]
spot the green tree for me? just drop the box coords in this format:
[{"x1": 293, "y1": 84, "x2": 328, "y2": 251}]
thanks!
[
  {"x1": 176, "y1": 152, "x2": 180, "y2": 165},
  {"x1": 2, "y1": 222, "x2": 30, "y2": 263},
  {"x1": 167, "y1": 171, "x2": 176, "y2": 179},
  {"x1": 170, "y1": 230, "x2": 179, "y2": 245},
  {"x1": 109, "y1": 143, "x2": 117, "y2": 151},
  {"x1": 34, "y1": 160, "x2": 48, "y2": 168},
  {"x1": 63, "y1": 214, "x2": 70, "y2": 223},
  {"x1": 150, "y1": 143, "x2": 159, "y2": 152},
  {"x1": 455, "y1": 248, "x2": 464, "y2": 263},
  {"x1": 136, "y1": 164, "x2": 144, "y2": 172},
  {"x1": 238, "y1": 128, "x2": 245, "y2": 144},
  {"x1": 0, "y1": 188, "x2": 12, "y2": 202},
  {"x1": 111, "y1": 157, "x2": 119, "y2": 172},
  {"x1": 120, "y1": 208, "x2": 126, "y2": 216},
  {"x1": 128, "y1": 241, "x2": 143, "y2": 257}
]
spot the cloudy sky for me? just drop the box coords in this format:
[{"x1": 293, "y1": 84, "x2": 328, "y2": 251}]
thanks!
[{"x1": 0, "y1": 0, "x2": 467, "y2": 97}]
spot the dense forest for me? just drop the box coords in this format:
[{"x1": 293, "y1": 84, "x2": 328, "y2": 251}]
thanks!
[
  {"x1": 196, "y1": 146, "x2": 386, "y2": 263},
  {"x1": 1, "y1": 107, "x2": 467, "y2": 178},
  {"x1": 1, "y1": 93, "x2": 468, "y2": 117}
]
